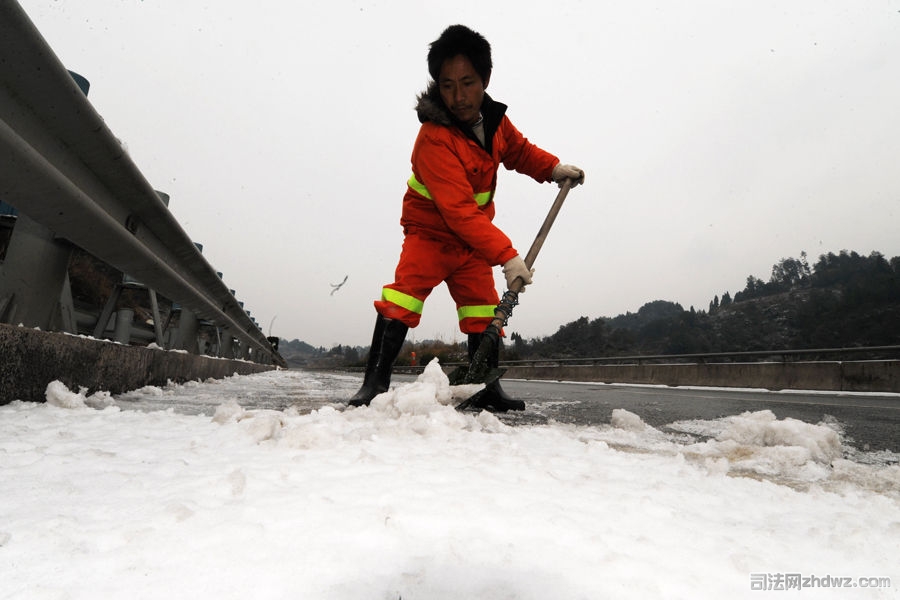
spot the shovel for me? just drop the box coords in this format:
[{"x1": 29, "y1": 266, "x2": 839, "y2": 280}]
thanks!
[{"x1": 450, "y1": 178, "x2": 575, "y2": 408}]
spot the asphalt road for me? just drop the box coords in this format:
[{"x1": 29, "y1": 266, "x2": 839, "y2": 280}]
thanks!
[{"x1": 488, "y1": 379, "x2": 900, "y2": 454}]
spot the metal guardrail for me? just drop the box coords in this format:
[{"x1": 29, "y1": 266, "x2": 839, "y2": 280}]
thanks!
[
  {"x1": 0, "y1": 2, "x2": 283, "y2": 366},
  {"x1": 494, "y1": 345, "x2": 900, "y2": 368},
  {"x1": 384, "y1": 345, "x2": 900, "y2": 374}
]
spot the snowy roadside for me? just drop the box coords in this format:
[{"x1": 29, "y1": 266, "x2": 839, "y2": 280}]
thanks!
[{"x1": 1, "y1": 361, "x2": 897, "y2": 599}]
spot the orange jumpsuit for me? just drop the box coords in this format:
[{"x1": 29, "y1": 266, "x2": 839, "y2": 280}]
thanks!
[{"x1": 375, "y1": 86, "x2": 559, "y2": 333}]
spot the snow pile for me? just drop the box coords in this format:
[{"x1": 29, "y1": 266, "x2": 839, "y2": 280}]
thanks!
[
  {"x1": 45, "y1": 379, "x2": 115, "y2": 409},
  {"x1": 44, "y1": 379, "x2": 89, "y2": 408},
  {"x1": 712, "y1": 410, "x2": 841, "y2": 462},
  {"x1": 702, "y1": 409, "x2": 843, "y2": 477},
  {"x1": 1, "y1": 367, "x2": 898, "y2": 599},
  {"x1": 369, "y1": 358, "x2": 483, "y2": 414},
  {"x1": 638, "y1": 410, "x2": 845, "y2": 487},
  {"x1": 603, "y1": 406, "x2": 896, "y2": 493},
  {"x1": 610, "y1": 406, "x2": 650, "y2": 431}
]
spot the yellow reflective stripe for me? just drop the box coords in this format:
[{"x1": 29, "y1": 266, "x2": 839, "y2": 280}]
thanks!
[
  {"x1": 381, "y1": 288, "x2": 424, "y2": 315},
  {"x1": 457, "y1": 305, "x2": 497, "y2": 321},
  {"x1": 407, "y1": 174, "x2": 432, "y2": 200},
  {"x1": 408, "y1": 174, "x2": 492, "y2": 207},
  {"x1": 473, "y1": 191, "x2": 492, "y2": 206}
]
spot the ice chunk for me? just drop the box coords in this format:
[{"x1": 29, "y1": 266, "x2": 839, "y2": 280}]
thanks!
[
  {"x1": 45, "y1": 380, "x2": 88, "y2": 409},
  {"x1": 611, "y1": 408, "x2": 649, "y2": 432},
  {"x1": 716, "y1": 410, "x2": 842, "y2": 463},
  {"x1": 212, "y1": 399, "x2": 244, "y2": 424}
]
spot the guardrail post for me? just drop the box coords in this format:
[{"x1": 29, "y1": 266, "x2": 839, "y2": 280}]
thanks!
[
  {"x1": 0, "y1": 213, "x2": 75, "y2": 332},
  {"x1": 172, "y1": 305, "x2": 200, "y2": 354},
  {"x1": 219, "y1": 329, "x2": 234, "y2": 358},
  {"x1": 113, "y1": 307, "x2": 134, "y2": 344},
  {"x1": 0, "y1": 205, "x2": 15, "y2": 260},
  {"x1": 163, "y1": 239, "x2": 206, "y2": 355}
]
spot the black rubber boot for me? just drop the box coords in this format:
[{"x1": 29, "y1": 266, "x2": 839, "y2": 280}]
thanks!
[
  {"x1": 465, "y1": 333, "x2": 525, "y2": 412},
  {"x1": 348, "y1": 314, "x2": 409, "y2": 406}
]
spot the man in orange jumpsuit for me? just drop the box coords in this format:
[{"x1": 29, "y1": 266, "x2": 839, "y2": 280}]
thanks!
[{"x1": 349, "y1": 24, "x2": 584, "y2": 411}]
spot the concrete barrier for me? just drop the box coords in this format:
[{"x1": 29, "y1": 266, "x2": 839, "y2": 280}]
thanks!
[
  {"x1": 0, "y1": 323, "x2": 276, "y2": 404},
  {"x1": 840, "y1": 360, "x2": 900, "y2": 392},
  {"x1": 502, "y1": 360, "x2": 900, "y2": 393}
]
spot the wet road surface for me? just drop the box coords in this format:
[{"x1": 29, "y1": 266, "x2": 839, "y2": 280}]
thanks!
[{"x1": 489, "y1": 379, "x2": 900, "y2": 454}]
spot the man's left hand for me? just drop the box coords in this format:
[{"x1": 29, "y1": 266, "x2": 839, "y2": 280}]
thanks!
[{"x1": 502, "y1": 255, "x2": 534, "y2": 290}]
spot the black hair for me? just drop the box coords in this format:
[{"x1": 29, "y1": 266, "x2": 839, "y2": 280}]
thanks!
[{"x1": 427, "y1": 25, "x2": 492, "y2": 83}]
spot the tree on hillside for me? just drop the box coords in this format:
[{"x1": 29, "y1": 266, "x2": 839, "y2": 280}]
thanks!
[
  {"x1": 734, "y1": 275, "x2": 766, "y2": 302},
  {"x1": 770, "y1": 252, "x2": 811, "y2": 291}
]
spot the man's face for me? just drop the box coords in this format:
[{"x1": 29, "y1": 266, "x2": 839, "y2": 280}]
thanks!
[{"x1": 438, "y1": 54, "x2": 488, "y2": 126}]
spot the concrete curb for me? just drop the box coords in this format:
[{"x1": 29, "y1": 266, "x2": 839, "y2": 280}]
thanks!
[
  {"x1": 0, "y1": 323, "x2": 276, "y2": 404},
  {"x1": 502, "y1": 360, "x2": 900, "y2": 393}
]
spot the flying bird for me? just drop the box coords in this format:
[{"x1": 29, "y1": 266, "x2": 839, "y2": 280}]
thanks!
[{"x1": 330, "y1": 275, "x2": 348, "y2": 295}]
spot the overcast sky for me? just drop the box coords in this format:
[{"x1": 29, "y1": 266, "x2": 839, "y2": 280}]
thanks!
[{"x1": 18, "y1": 0, "x2": 900, "y2": 348}]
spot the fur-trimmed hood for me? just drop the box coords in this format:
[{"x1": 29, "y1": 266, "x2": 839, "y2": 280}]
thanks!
[
  {"x1": 414, "y1": 81, "x2": 507, "y2": 126},
  {"x1": 414, "y1": 81, "x2": 508, "y2": 151},
  {"x1": 415, "y1": 82, "x2": 455, "y2": 126}
]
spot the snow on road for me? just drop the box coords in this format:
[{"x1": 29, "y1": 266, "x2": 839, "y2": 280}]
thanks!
[{"x1": 1, "y1": 361, "x2": 897, "y2": 599}]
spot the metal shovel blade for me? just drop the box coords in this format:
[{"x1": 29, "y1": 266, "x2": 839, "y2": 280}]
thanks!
[{"x1": 448, "y1": 365, "x2": 506, "y2": 387}]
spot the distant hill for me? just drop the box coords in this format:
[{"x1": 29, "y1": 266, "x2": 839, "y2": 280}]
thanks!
[
  {"x1": 277, "y1": 338, "x2": 370, "y2": 369},
  {"x1": 509, "y1": 250, "x2": 900, "y2": 359},
  {"x1": 278, "y1": 339, "x2": 324, "y2": 368}
]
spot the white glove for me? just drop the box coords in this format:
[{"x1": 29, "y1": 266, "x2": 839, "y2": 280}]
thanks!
[
  {"x1": 502, "y1": 255, "x2": 534, "y2": 289},
  {"x1": 551, "y1": 163, "x2": 585, "y2": 188}
]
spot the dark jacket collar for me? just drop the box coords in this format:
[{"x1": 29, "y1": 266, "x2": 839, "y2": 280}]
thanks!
[{"x1": 414, "y1": 82, "x2": 507, "y2": 154}]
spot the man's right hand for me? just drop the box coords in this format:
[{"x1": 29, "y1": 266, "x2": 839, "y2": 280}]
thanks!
[{"x1": 551, "y1": 163, "x2": 585, "y2": 188}]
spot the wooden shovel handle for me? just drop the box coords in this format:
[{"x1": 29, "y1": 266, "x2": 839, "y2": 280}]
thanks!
[
  {"x1": 491, "y1": 178, "x2": 574, "y2": 323},
  {"x1": 519, "y1": 177, "x2": 573, "y2": 280}
]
